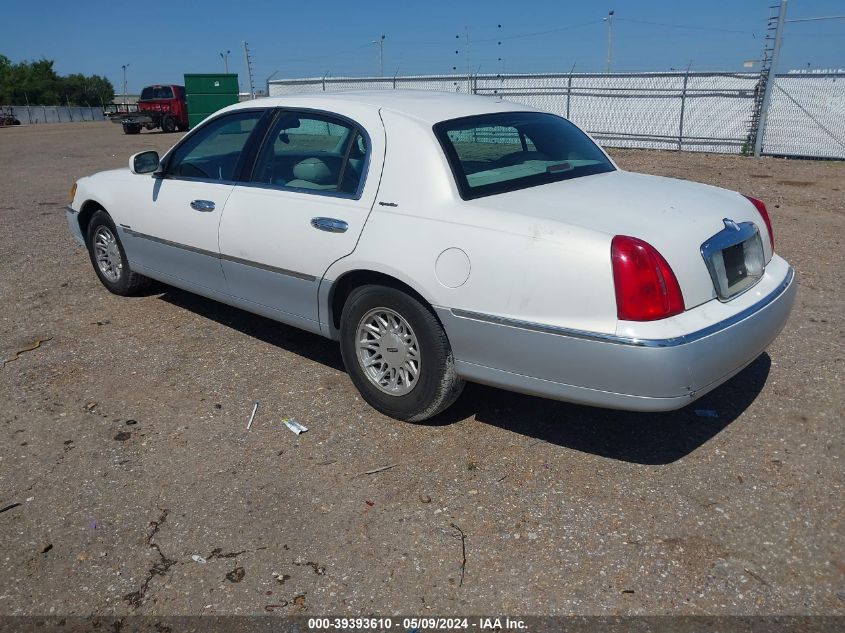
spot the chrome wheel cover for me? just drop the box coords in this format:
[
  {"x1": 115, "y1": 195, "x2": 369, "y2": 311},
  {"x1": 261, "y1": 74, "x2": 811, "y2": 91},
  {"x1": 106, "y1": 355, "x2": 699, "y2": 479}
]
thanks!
[
  {"x1": 356, "y1": 307, "x2": 421, "y2": 396},
  {"x1": 93, "y1": 225, "x2": 123, "y2": 282}
]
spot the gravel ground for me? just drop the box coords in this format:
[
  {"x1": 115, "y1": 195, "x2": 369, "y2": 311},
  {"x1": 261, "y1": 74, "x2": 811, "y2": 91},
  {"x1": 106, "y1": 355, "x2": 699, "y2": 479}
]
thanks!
[{"x1": 0, "y1": 122, "x2": 843, "y2": 618}]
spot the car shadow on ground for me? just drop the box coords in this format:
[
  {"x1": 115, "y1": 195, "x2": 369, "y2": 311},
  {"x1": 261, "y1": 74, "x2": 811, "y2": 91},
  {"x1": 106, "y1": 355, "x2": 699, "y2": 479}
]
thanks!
[
  {"x1": 437, "y1": 354, "x2": 770, "y2": 465},
  {"x1": 159, "y1": 287, "x2": 346, "y2": 372},
  {"x1": 159, "y1": 287, "x2": 770, "y2": 465}
]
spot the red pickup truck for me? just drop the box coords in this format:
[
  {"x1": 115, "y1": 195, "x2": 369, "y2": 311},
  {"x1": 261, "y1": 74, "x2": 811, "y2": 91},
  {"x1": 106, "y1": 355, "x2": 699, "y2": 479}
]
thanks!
[{"x1": 109, "y1": 84, "x2": 188, "y2": 134}]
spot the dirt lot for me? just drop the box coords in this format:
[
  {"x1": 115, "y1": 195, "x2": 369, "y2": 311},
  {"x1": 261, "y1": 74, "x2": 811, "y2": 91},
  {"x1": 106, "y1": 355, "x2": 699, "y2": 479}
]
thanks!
[{"x1": 0, "y1": 122, "x2": 843, "y2": 619}]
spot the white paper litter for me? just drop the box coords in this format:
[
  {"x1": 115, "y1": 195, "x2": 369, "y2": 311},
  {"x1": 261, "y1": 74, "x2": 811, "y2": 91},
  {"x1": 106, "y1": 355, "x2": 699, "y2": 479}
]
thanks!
[{"x1": 283, "y1": 418, "x2": 308, "y2": 435}]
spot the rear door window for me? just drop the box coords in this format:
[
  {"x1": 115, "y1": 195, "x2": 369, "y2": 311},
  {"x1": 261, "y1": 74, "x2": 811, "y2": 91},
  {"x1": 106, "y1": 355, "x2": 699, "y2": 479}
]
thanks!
[{"x1": 251, "y1": 111, "x2": 368, "y2": 197}]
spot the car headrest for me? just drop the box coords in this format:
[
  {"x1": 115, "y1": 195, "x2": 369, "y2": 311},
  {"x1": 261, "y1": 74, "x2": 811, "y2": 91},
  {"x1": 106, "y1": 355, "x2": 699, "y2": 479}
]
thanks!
[{"x1": 292, "y1": 158, "x2": 334, "y2": 185}]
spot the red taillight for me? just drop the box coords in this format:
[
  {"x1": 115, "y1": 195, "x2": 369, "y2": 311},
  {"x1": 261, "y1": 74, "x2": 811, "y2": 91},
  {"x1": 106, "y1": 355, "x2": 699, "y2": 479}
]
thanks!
[
  {"x1": 611, "y1": 235, "x2": 685, "y2": 321},
  {"x1": 744, "y1": 195, "x2": 774, "y2": 251}
]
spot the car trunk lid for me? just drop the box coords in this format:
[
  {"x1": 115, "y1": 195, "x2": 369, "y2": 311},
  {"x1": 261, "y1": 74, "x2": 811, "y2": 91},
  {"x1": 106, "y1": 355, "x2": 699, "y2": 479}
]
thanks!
[{"x1": 470, "y1": 169, "x2": 770, "y2": 310}]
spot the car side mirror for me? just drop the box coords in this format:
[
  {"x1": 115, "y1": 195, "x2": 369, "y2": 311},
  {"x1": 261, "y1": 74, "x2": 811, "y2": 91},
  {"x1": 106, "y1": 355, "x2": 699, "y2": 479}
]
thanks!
[{"x1": 129, "y1": 150, "x2": 160, "y2": 175}]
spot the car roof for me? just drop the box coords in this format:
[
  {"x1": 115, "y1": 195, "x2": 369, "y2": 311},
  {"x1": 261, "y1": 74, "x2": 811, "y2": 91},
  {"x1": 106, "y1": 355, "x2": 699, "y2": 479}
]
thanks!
[{"x1": 227, "y1": 89, "x2": 537, "y2": 124}]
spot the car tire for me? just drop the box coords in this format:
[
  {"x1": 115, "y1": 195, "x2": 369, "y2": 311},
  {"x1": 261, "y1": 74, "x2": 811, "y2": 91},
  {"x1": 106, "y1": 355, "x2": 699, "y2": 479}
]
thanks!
[
  {"x1": 85, "y1": 210, "x2": 152, "y2": 296},
  {"x1": 340, "y1": 285, "x2": 465, "y2": 422},
  {"x1": 161, "y1": 116, "x2": 176, "y2": 133},
  {"x1": 122, "y1": 123, "x2": 141, "y2": 135}
]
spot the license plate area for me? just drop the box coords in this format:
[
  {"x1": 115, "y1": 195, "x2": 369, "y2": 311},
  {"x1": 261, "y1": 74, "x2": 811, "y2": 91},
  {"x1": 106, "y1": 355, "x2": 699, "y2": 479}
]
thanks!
[{"x1": 701, "y1": 220, "x2": 765, "y2": 301}]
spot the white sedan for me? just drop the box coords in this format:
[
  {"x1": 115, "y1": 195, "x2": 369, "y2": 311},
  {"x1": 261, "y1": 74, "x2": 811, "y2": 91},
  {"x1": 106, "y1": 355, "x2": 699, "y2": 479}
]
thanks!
[{"x1": 67, "y1": 91, "x2": 796, "y2": 421}]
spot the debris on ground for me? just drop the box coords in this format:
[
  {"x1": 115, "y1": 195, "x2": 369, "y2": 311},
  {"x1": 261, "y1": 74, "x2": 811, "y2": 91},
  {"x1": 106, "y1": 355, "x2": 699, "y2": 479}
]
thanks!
[
  {"x1": 246, "y1": 401, "x2": 259, "y2": 431},
  {"x1": 113, "y1": 431, "x2": 131, "y2": 441},
  {"x1": 359, "y1": 463, "x2": 398, "y2": 476},
  {"x1": 695, "y1": 409, "x2": 719, "y2": 418},
  {"x1": 419, "y1": 494, "x2": 432, "y2": 504},
  {"x1": 365, "y1": 500, "x2": 374, "y2": 507},
  {"x1": 191, "y1": 555, "x2": 207, "y2": 564},
  {"x1": 449, "y1": 522, "x2": 467, "y2": 587},
  {"x1": 264, "y1": 603, "x2": 287, "y2": 612},
  {"x1": 0, "y1": 502, "x2": 21, "y2": 514},
  {"x1": 125, "y1": 419, "x2": 137, "y2": 426},
  {"x1": 2, "y1": 336, "x2": 52, "y2": 367},
  {"x1": 282, "y1": 418, "x2": 308, "y2": 435},
  {"x1": 40, "y1": 543, "x2": 53, "y2": 554},
  {"x1": 225, "y1": 566, "x2": 245, "y2": 583}
]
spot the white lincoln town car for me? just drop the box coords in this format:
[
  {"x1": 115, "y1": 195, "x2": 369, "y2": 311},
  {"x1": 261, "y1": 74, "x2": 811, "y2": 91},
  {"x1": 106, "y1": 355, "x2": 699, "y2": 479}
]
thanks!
[{"x1": 67, "y1": 91, "x2": 795, "y2": 421}]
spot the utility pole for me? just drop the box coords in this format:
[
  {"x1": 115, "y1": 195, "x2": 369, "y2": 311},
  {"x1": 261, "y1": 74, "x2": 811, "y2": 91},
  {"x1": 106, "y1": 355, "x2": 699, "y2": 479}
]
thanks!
[
  {"x1": 121, "y1": 64, "x2": 129, "y2": 105},
  {"x1": 372, "y1": 35, "x2": 385, "y2": 77},
  {"x1": 242, "y1": 41, "x2": 256, "y2": 99},
  {"x1": 604, "y1": 10, "x2": 614, "y2": 73},
  {"x1": 220, "y1": 50, "x2": 231, "y2": 73},
  {"x1": 753, "y1": 0, "x2": 787, "y2": 157},
  {"x1": 466, "y1": 27, "x2": 472, "y2": 92}
]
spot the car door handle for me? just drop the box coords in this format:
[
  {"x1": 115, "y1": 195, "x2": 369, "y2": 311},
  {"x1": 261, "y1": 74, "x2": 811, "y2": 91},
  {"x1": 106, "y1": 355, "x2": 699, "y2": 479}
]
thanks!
[
  {"x1": 310, "y1": 217, "x2": 348, "y2": 233},
  {"x1": 190, "y1": 199, "x2": 215, "y2": 212}
]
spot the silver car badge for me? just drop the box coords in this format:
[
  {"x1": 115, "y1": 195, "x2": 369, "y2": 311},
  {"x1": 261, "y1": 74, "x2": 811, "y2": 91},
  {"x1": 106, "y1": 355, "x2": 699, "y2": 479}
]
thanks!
[{"x1": 723, "y1": 218, "x2": 741, "y2": 231}]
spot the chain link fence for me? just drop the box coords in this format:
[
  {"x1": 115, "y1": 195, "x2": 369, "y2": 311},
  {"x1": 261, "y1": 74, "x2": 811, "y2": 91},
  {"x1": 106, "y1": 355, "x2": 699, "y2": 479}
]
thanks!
[{"x1": 269, "y1": 71, "x2": 845, "y2": 159}]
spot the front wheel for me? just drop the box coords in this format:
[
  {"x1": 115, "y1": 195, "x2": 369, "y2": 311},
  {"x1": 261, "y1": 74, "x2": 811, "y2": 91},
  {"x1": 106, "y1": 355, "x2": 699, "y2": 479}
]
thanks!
[
  {"x1": 339, "y1": 285, "x2": 464, "y2": 422},
  {"x1": 85, "y1": 210, "x2": 152, "y2": 295},
  {"x1": 122, "y1": 123, "x2": 141, "y2": 135}
]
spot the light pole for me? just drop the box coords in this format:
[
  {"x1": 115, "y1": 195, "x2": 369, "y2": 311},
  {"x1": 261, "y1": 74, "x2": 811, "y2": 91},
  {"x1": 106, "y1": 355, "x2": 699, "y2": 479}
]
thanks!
[
  {"x1": 372, "y1": 35, "x2": 385, "y2": 76},
  {"x1": 220, "y1": 50, "x2": 231, "y2": 73},
  {"x1": 121, "y1": 64, "x2": 129, "y2": 105},
  {"x1": 603, "y1": 10, "x2": 614, "y2": 73}
]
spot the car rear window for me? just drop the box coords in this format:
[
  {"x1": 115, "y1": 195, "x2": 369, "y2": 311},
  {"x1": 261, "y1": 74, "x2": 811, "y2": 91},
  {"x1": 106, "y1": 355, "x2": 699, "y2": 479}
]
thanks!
[
  {"x1": 140, "y1": 86, "x2": 174, "y2": 100},
  {"x1": 433, "y1": 112, "x2": 615, "y2": 199}
]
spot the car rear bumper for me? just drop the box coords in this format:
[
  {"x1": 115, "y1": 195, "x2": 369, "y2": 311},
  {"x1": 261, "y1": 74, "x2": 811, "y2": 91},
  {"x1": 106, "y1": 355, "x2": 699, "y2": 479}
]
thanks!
[
  {"x1": 437, "y1": 260, "x2": 796, "y2": 412},
  {"x1": 66, "y1": 206, "x2": 85, "y2": 246}
]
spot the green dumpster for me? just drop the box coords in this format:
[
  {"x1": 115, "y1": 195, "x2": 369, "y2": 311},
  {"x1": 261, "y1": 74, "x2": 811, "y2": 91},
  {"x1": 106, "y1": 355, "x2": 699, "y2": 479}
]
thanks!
[{"x1": 184, "y1": 73, "x2": 239, "y2": 129}]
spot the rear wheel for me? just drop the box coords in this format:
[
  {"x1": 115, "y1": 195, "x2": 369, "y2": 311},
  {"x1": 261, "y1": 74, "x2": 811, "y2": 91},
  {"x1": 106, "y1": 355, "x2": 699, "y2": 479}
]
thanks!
[
  {"x1": 85, "y1": 210, "x2": 152, "y2": 295},
  {"x1": 161, "y1": 116, "x2": 176, "y2": 133},
  {"x1": 122, "y1": 123, "x2": 141, "y2": 135},
  {"x1": 339, "y1": 285, "x2": 464, "y2": 422}
]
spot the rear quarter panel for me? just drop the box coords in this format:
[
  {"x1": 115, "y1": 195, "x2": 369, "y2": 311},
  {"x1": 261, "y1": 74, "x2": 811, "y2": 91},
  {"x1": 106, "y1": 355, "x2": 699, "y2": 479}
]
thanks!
[{"x1": 324, "y1": 110, "x2": 618, "y2": 335}]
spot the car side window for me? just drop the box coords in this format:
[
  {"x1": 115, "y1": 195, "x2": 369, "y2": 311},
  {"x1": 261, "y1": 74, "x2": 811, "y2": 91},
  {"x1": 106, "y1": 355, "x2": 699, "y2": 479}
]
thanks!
[
  {"x1": 251, "y1": 111, "x2": 368, "y2": 196},
  {"x1": 166, "y1": 110, "x2": 263, "y2": 182}
]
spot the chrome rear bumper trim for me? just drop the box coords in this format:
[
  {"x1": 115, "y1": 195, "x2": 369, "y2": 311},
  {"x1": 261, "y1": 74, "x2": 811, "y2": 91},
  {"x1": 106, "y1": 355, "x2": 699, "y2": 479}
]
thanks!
[{"x1": 450, "y1": 267, "x2": 794, "y2": 349}]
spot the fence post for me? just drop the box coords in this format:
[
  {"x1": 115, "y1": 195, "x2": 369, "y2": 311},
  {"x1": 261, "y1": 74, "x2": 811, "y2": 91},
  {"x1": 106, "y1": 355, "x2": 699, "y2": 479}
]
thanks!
[
  {"x1": 678, "y1": 68, "x2": 690, "y2": 151},
  {"x1": 565, "y1": 62, "x2": 576, "y2": 119}
]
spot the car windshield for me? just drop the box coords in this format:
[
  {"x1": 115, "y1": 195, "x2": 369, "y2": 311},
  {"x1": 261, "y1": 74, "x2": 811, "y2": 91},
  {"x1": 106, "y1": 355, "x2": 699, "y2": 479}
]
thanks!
[{"x1": 434, "y1": 112, "x2": 615, "y2": 199}]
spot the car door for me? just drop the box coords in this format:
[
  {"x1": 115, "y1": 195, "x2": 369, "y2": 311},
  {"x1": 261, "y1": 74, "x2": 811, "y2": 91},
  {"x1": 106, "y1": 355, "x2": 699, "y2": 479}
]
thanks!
[
  {"x1": 218, "y1": 107, "x2": 385, "y2": 333},
  {"x1": 119, "y1": 109, "x2": 267, "y2": 294}
]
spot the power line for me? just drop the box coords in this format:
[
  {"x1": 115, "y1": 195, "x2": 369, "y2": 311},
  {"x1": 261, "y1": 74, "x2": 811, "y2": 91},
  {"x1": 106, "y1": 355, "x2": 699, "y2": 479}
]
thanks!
[
  {"x1": 615, "y1": 17, "x2": 757, "y2": 36},
  {"x1": 474, "y1": 19, "x2": 601, "y2": 43}
]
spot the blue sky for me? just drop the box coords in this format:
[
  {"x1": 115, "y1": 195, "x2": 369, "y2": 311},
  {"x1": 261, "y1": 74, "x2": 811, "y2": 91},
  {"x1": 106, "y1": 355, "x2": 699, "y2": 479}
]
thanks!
[{"x1": 2, "y1": 0, "x2": 843, "y2": 93}]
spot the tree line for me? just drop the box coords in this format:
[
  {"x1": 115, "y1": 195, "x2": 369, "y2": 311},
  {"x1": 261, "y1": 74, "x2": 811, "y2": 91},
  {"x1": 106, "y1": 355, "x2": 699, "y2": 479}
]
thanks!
[{"x1": 0, "y1": 55, "x2": 115, "y2": 106}]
